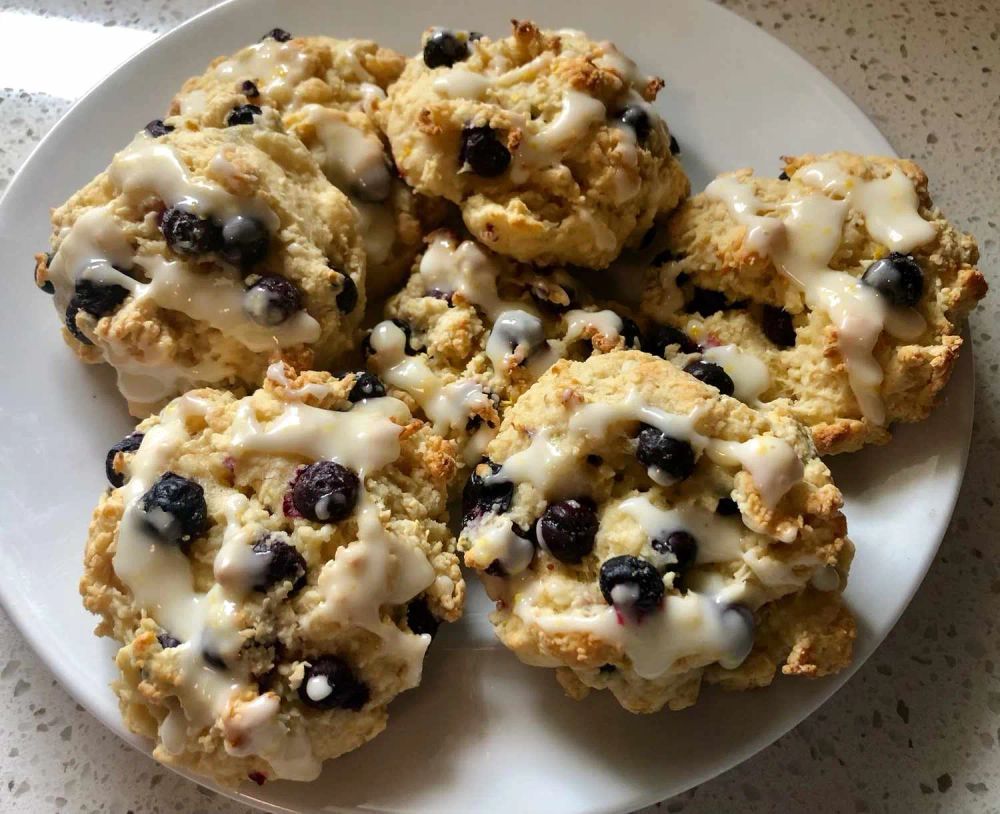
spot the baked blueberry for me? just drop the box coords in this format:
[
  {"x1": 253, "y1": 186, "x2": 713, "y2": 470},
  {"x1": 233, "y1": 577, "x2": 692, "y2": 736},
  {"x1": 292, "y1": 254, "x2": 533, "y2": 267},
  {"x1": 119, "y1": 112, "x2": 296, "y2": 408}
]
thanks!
[
  {"x1": 406, "y1": 596, "x2": 440, "y2": 638},
  {"x1": 244, "y1": 275, "x2": 301, "y2": 325},
  {"x1": 651, "y1": 530, "x2": 698, "y2": 573},
  {"x1": 778, "y1": 170, "x2": 790, "y2": 181},
  {"x1": 240, "y1": 79, "x2": 260, "y2": 98},
  {"x1": 669, "y1": 134, "x2": 680, "y2": 155},
  {"x1": 598, "y1": 663, "x2": 617, "y2": 674},
  {"x1": 72, "y1": 278, "x2": 129, "y2": 317},
  {"x1": 105, "y1": 432, "x2": 144, "y2": 488},
  {"x1": 144, "y1": 119, "x2": 174, "y2": 138},
  {"x1": 298, "y1": 655, "x2": 369, "y2": 710},
  {"x1": 64, "y1": 302, "x2": 91, "y2": 344},
  {"x1": 761, "y1": 304, "x2": 796, "y2": 347},
  {"x1": 220, "y1": 215, "x2": 269, "y2": 266},
  {"x1": 226, "y1": 103, "x2": 262, "y2": 127},
  {"x1": 160, "y1": 207, "x2": 223, "y2": 256},
  {"x1": 362, "y1": 318, "x2": 415, "y2": 358},
  {"x1": 684, "y1": 360, "x2": 735, "y2": 396},
  {"x1": 619, "y1": 317, "x2": 643, "y2": 350},
  {"x1": 538, "y1": 499, "x2": 598, "y2": 564},
  {"x1": 461, "y1": 458, "x2": 513, "y2": 524},
  {"x1": 861, "y1": 252, "x2": 924, "y2": 307},
  {"x1": 599, "y1": 555, "x2": 664, "y2": 614},
  {"x1": 291, "y1": 461, "x2": 360, "y2": 523},
  {"x1": 646, "y1": 323, "x2": 699, "y2": 356},
  {"x1": 715, "y1": 496, "x2": 739, "y2": 516},
  {"x1": 635, "y1": 424, "x2": 696, "y2": 481},
  {"x1": 140, "y1": 472, "x2": 208, "y2": 544},
  {"x1": 334, "y1": 273, "x2": 358, "y2": 313},
  {"x1": 157, "y1": 633, "x2": 181, "y2": 649},
  {"x1": 251, "y1": 535, "x2": 307, "y2": 593},
  {"x1": 685, "y1": 287, "x2": 729, "y2": 317},
  {"x1": 423, "y1": 29, "x2": 469, "y2": 69},
  {"x1": 202, "y1": 647, "x2": 228, "y2": 670},
  {"x1": 459, "y1": 125, "x2": 511, "y2": 177},
  {"x1": 34, "y1": 252, "x2": 54, "y2": 294},
  {"x1": 263, "y1": 28, "x2": 292, "y2": 42},
  {"x1": 348, "y1": 372, "x2": 386, "y2": 402},
  {"x1": 617, "y1": 105, "x2": 651, "y2": 144}
]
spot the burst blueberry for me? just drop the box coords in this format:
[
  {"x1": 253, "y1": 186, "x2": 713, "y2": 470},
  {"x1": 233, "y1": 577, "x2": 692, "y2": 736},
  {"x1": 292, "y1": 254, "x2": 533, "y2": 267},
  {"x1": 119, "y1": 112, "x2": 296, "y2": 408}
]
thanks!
[
  {"x1": 74, "y1": 278, "x2": 130, "y2": 317},
  {"x1": 861, "y1": 252, "x2": 924, "y2": 307},
  {"x1": 538, "y1": 498, "x2": 598, "y2": 564},
  {"x1": 251, "y1": 535, "x2": 307, "y2": 593},
  {"x1": 651, "y1": 530, "x2": 698, "y2": 573},
  {"x1": 684, "y1": 360, "x2": 735, "y2": 396},
  {"x1": 461, "y1": 458, "x2": 513, "y2": 525},
  {"x1": 105, "y1": 432, "x2": 144, "y2": 488},
  {"x1": 460, "y1": 125, "x2": 510, "y2": 177},
  {"x1": 144, "y1": 119, "x2": 174, "y2": 138},
  {"x1": 161, "y1": 207, "x2": 223, "y2": 256},
  {"x1": 636, "y1": 424, "x2": 696, "y2": 480},
  {"x1": 599, "y1": 555, "x2": 664, "y2": 614},
  {"x1": 140, "y1": 472, "x2": 208, "y2": 544},
  {"x1": 240, "y1": 80, "x2": 260, "y2": 98},
  {"x1": 291, "y1": 461, "x2": 360, "y2": 523},
  {"x1": 298, "y1": 655, "x2": 369, "y2": 710},
  {"x1": 226, "y1": 104, "x2": 262, "y2": 127},
  {"x1": 423, "y1": 29, "x2": 469, "y2": 68}
]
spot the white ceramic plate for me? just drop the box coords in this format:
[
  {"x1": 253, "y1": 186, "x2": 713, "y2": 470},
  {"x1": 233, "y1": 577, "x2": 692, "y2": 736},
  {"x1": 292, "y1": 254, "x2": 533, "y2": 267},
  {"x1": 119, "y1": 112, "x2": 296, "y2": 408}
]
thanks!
[{"x1": 0, "y1": 1, "x2": 973, "y2": 812}]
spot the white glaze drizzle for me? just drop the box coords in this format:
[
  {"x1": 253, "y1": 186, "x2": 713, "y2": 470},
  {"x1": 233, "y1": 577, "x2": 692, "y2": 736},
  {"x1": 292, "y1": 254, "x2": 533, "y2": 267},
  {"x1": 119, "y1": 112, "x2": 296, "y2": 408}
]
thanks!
[
  {"x1": 563, "y1": 309, "x2": 623, "y2": 344},
  {"x1": 298, "y1": 105, "x2": 391, "y2": 203},
  {"x1": 432, "y1": 68, "x2": 492, "y2": 99},
  {"x1": 706, "y1": 436, "x2": 804, "y2": 509},
  {"x1": 617, "y1": 495, "x2": 745, "y2": 564},
  {"x1": 485, "y1": 310, "x2": 560, "y2": 377},
  {"x1": 700, "y1": 344, "x2": 772, "y2": 405},
  {"x1": 213, "y1": 39, "x2": 312, "y2": 104}
]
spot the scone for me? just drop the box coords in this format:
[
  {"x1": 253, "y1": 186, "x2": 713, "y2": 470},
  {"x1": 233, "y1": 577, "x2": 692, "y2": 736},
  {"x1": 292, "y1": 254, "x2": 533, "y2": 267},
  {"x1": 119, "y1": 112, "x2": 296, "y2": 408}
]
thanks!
[
  {"x1": 458, "y1": 351, "x2": 854, "y2": 713},
  {"x1": 365, "y1": 229, "x2": 646, "y2": 467},
  {"x1": 80, "y1": 364, "x2": 463, "y2": 786},
  {"x1": 35, "y1": 123, "x2": 365, "y2": 416},
  {"x1": 380, "y1": 20, "x2": 689, "y2": 268},
  {"x1": 169, "y1": 29, "x2": 439, "y2": 300},
  {"x1": 641, "y1": 152, "x2": 987, "y2": 454}
]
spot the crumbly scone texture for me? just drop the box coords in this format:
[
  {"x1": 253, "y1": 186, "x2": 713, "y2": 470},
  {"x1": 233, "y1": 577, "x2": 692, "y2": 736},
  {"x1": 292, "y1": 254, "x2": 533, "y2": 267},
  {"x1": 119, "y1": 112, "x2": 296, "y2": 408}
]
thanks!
[
  {"x1": 380, "y1": 20, "x2": 689, "y2": 268},
  {"x1": 170, "y1": 33, "x2": 435, "y2": 301},
  {"x1": 370, "y1": 229, "x2": 646, "y2": 469},
  {"x1": 641, "y1": 151, "x2": 987, "y2": 454},
  {"x1": 80, "y1": 367, "x2": 463, "y2": 786},
  {"x1": 37, "y1": 124, "x2": 365, "y2": 417},
  {"x1": 458, "y1": 351, "x2": 855, "y2": 713}
]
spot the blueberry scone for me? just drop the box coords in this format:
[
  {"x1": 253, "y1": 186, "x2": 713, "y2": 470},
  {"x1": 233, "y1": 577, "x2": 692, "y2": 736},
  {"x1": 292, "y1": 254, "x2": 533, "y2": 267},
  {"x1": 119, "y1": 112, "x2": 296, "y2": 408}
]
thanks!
[
  {"x1": 458, "y1": 351, "x2": 854, "y2": 713},
  {"x1": 365, "y1": 229, "x2": 646, "y2": 467},
  {"x1": 35, "y1": 123, "x2": 365, "y2": 416},
  {"x1": 80, "y1": 364, "x2": 463, "y2": 786},
  {"x1": 641, "y1": 152, "x2": 987, "y2": 454},
  {"x1": 380, "y1": 20, "x2": 688, "y2": 268},
  {"x1": 169, "y1": 28, "x2": 438, "y2": 299}
]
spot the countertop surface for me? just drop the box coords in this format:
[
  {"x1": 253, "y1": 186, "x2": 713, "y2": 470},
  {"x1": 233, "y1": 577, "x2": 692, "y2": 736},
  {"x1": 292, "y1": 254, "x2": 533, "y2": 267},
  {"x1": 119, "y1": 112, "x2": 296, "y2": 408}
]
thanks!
[{"x1": 1, "y1": 0, "x2": 997, "y2": 811}]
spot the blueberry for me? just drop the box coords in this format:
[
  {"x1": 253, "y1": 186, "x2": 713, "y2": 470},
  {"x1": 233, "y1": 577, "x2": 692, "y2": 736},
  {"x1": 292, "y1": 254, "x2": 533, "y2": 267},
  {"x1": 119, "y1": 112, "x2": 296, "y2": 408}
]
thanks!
[
  {"x1": 684, "y1": 360, "x2": 735, "y2": 396},
  {"x1": 244, "y1": 275, "x2": 301, "y2": 325},
  {"x1": 226, "y1": 103, "x2": 262, "y2": 127},
  {"x1": 144, "y1": 119, "x2": 174, "y2": 138},
  {"x1": 636, "y1": 424, "x2": 696, "y2": 480},
  {"x1": 669, "y1": 134, "x2": 680, "y2": 155},
  {"x1": 140, "y1": 472, "x2": 208, "y2": 544},
  {"x1": 34, "y1": 252, "x2": 55, "y2": 294},
  {"x1": 363, "y1": 318, "x2": 414, "y2": 358},
  {"x1": 298, "y1": 655, "x2": 369, "y2": 710},
  {"x1": 651, "y1": 530, "x2": 698, "y2": 573},
  {"x1": 64, "y1": 302, "x2": 91, "y2": 344},
  {"x1": 619, "y1": 317, "x2": 643, "y2": 350},
  {"x1": 646, "y1": 323, "x2": 699, "y2": 356},
  {"x1": 598, "y1": 663, "x2": 617, "y2": 674},
  {"x1": 861, "y1": 252, "x2": 924, "y2": 307},
  {"x1": 73, "y1": 278, "x2": 130, "y2": 317},
  {"x1": 715, "y1": 496, "x2": 739, "y2": 516},
  {"x1": 240, "y1": 80, "x2": 260, "y2": 98},
  {"x1": 221, "y1": 216, "x2": 269, "y2": 266},
  {"x1": 348, "y1": 372, "x2": 386, "y2": 402},
  {"x1": 617, "y1": 106, "x2": 651, "y2": 144},
  {"x1": 157, "y1": 633, "x2": 181, "y2": 649},
  {"x1": 263, "y1": 28, "x2": 292, "y2": 42},
  {"x1": 423, "y1": 29, "x2": 469, "y2": 68},
  {"x1": 461, "y1": 458, "x2": 513, "y2": 525},
  {"x1": 686, "y1": 287, "x2": 729, "y2": 317},
  {"x1": 202, "y1": 647, "x2": 228, "y2": 670},
  {"x1": 334, "y1": 273, "x2": 358, "y2": 313},
  {"x1": 538, "y1": 499, "x2": 598, "y2": 564},
  {"x1": 406, "y1": 596, "x2": 440, "y2": 637},
  {"x1": 251, "y1": 534, "x2": 307, "y2": 593},
  {"x1": 761, "y1": 304, "x2": 796, "y2": 347},
  {"x1": 599, "y1": 555, "x2": 664, "y2": 614},
  {"x1": 459, "y1": 125, "x2": 511, "y2": 178},
  {"x1": 778, "y1": 170, "x2": 790, "y2": 181},
  {"x1": 291, "y1": 461, "x2": 360, "y2": 523},
  {"x1": 161, "y1": 207, "x2": 223, "y2": 256},
  {"x1": 105, "y1": 432, "x2": 144, "y2": 488}
]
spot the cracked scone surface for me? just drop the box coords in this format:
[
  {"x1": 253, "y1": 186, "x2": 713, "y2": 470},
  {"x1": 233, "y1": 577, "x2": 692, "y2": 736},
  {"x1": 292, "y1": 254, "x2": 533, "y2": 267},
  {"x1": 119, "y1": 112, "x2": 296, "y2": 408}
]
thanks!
[
  {"x1": 457, "y1": 351, "x2": 854, "y2": 713},
  {"x1": 36, "y1": 124, "x2": 366, "y2": 416},
  {"x1": 641, "y1": 152, "x2": 987, "y2": 454},
  {"x1": 366, "y1": 229, "x2": 646, "y2": 468},
  {"x1": 380, "y1": 20, "x2": 688, "y2": 268},
  {"x1": 80, "y1": 365, "x2": 463, "y2": 786},
  {"x1": 170, "y1": 31, "x2": 438, "y2": 300}
]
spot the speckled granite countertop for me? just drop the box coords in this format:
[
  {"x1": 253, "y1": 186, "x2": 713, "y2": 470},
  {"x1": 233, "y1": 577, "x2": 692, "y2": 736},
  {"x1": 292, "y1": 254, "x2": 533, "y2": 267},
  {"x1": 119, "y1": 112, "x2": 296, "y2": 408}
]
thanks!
[{"x1": 1, "y1": 0, "x2": 997, "y2": 811}]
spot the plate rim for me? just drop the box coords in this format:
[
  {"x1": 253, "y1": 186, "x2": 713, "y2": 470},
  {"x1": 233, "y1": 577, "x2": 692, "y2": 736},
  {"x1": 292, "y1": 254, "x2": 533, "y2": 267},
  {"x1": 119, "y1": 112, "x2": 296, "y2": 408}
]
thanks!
[{"x1": 0, "y1": 1, "x2": 975, "y2": 812}]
